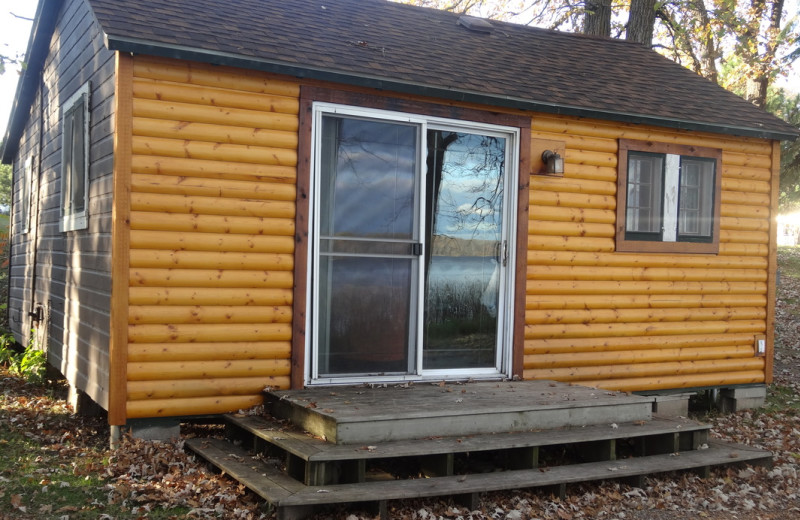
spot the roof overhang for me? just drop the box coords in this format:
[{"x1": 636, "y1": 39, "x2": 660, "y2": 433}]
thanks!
[{"x1": 104, "y1": 35, "x2": 799, "y2": 142}]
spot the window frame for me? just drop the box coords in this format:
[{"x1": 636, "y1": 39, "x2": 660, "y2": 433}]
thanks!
[
  {"x1": 59, "y1": 82, "x2": 90, "y2": 233},
  {"x1": 616, "y1": 139, "x2": 722, "y2": 254},
  {"x1": 291, "y1": 86, "x2": 532, "y2": 389}
]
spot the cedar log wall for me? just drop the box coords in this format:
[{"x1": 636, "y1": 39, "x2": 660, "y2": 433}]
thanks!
[
  {"x1": 118, "y1": 55, "x2": 775, "y2": 419},
  {"x1": 525, "y1": 118, "x2": 774, "y2": 390},
  {"x1": 124, "y1": 56, "x2": 296, "y2": 419}
]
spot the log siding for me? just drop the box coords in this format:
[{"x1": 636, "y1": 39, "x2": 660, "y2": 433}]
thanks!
[
  {"x1": 525, "y1": 114, "x2": 774, "y2": 391},
  {"x1": 124, "y1": 56, "x2": 297, "y2": 418},
  {"x1": 122, "y1": 57, "x2": 777, "y2": 415}
]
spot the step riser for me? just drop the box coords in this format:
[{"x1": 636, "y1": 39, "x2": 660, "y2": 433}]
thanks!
[
  {"x1": 186, "y1": 436, "x2": 772, "y2": 520},
  {"x1": 266, "y1": 380, "x2": 655, "y2": 444},
  {"x1": 332, "y1": 402, "x2": 653, "y2": 444}
]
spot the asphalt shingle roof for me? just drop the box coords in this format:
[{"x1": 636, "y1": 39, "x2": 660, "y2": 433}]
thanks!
[
  {"x1": 86, "y1": 0, "x2": 797, "y2": 139},
  {"x1": 2, "y1": 0, "x2": 797, "y2": 163}
]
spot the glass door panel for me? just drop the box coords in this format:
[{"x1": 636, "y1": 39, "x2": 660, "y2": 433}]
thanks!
[
  {"x1": 316, "y1": 115, "x2": 419, "y2": 377},
  {"x1": 423, "y1": 131, "x2": 506, "y2": 370}
]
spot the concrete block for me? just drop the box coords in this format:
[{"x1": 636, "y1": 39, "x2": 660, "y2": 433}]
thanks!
[
  {"x1": 127, "y1": 417, "x2": 181, "y2": 441},
  {"x1": 719, "y1": 385, "x2": 766, "y2": 413}
]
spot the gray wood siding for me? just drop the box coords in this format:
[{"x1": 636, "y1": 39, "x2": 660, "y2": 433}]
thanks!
[{"x1": 8, "y1": 0, "x2": 115, "y2": 409}]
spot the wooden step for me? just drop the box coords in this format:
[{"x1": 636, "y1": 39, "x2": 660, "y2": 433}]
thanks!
[
  {"x1": 226, "y1": 413, "x2": 710, "y2": 463},
  {"x1": 186, "y1": 436, "x2": 772, "y2": 520},
  {"x1": 184, "y1": 437, "x2": 304, "y2": 504},
  {"x1": 265, "y1": 381, "x2": 654, "y2": 444}
]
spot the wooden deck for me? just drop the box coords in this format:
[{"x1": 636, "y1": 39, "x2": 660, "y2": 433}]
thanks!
[
  {"x1": 184, "y1": 381, "x2": 773, "y2": 519},
  {"x1": 264, "y1": 380, "x2": 655, "y2": 443}
]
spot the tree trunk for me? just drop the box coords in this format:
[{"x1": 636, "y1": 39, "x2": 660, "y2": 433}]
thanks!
[
  {"x1": 695, "y1": 1, "x2": 719, "y2": 85},
  {"x1": 583, "y1": 0, "x2": 611, "y2": 37},
  {"x1": 743, "y1": 0, "x2": 784, "y2": 108},
  {"x1": 626, "y1": 0, "x2": 656, "y2": 46}
]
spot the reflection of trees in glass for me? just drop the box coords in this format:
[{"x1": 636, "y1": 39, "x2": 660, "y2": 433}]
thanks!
[
  {"x1": 423, "y1": 131, "x2": 505, "y2": 369},
  {"x1": 426, "y1": 130, "x2": 505, "y2": 244}
]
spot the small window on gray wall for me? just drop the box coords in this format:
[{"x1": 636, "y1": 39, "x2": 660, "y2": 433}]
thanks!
[
  {"x1": 60, "y1": 82, "x2": 90, "y2": 232},
  {"x1": 21, "y1": 155, "x2": 34, "y2": 234}
]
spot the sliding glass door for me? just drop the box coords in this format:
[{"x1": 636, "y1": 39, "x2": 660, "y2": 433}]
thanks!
[{"x1": 310, "y1": 105, "x2": 517, "y2": 383}]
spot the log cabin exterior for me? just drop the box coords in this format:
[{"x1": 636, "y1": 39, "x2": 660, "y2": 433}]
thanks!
[{"x1": 2, "y1": 0, "x2": 797, "y2": 428}]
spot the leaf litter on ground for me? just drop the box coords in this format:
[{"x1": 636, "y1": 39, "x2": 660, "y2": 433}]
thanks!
[{"x1": 2, "y1": 247, "x2": 800, "y2": 518}]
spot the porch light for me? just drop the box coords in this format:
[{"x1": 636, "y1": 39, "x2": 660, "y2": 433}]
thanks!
[{"x1": 541, "y1": 150, "x2": 564, "y2": 176}]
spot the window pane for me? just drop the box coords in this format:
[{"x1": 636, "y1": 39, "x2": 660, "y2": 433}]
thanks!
[
  {"x1": 71, "y1": 99, "x2": 86, "y2": 214},
  {"x1": 626, "y1": 153, "x2": 663, "y2": 234},
  {"x1": 319, "y1": 115, "x2": 417, "y2": 240},
  {"x1": 317, "y1": 256, "x2": 412, "y2": 376},
  {"x1": 424, "y1": 131, "x2": 505, "y2": 370},
  {"x1": 62, "y1": 107, "x2": 75, "y2": 215},
  {"x1": 679, "y1": 158, "x2": 715, "y2": 239}
]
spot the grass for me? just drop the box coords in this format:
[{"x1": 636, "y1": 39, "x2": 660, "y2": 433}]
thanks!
[
  {"x1": 0, "y1": 371, "x2": 194, "y2": 519},
  {"x1": 1, "y1": 428, "x2": 114, "y2": 518},
  {"x1": 762, "y1": 384, "x2": 800, "y2": 413}
]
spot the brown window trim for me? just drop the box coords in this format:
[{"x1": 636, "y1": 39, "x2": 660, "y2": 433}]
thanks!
[
  {"x1": 291, "y1": 86, "x2": 531, "y2": 388},
  {"x1": 616, "y1": 139, "x2": 722, "y2": 255}
]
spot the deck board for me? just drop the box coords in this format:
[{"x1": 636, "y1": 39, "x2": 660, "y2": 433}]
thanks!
[
  {"x1": 266, "y1": 380, "x2": 655, "y2": 444},
  {"x1": 226, "y1": 414, "x2": 708, "y2": 462},
  {"x1": 185, "y1": 438, "x2": 305, "y2": 501},
  {"x1": 278, "y1": 440, "x2": 771, "y2": 506}
]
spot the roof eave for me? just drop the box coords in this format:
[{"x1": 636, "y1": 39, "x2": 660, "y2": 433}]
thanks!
[
  {"x1": 105, "y1": 36, "x2": 799, "y2": 142},
  {"x1": 1, "y1": 0, "x2": 63, "y2": 164}
]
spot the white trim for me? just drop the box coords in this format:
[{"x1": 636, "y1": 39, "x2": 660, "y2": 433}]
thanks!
[
  {"x1": 662, "y1": 154, "x2": 680, "y2": 242},
  {"x1": 59, "y1": 82, "x2": 90, "y2": 233},
  {"x1": 306, "y1": 103, "x2": 519, "y2": 385}
]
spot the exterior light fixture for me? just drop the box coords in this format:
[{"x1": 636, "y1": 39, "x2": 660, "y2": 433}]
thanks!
[{"x1": 541, "y1": 150, "x2": 564, "y2": 176}]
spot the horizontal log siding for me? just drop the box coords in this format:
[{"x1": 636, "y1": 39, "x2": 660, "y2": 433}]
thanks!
[
  {"x1": 125, "y1": 56, "x2": 297, "y2": 418},
  {"x1": 525, "y1": 115, "x2": 772, "y2": 391}
]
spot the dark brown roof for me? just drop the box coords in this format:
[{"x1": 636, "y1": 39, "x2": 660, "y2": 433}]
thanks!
[
  {"x1": 88, "y1": 0, "x2": 797, "y2": 139},
  {"x1": 2, "y1": 0, "x2": 798, "y2": 163}
]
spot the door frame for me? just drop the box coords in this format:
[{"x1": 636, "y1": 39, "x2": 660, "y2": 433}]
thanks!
[{"x1": 293, "y1": 86, "x2": 531, "y2": 388}]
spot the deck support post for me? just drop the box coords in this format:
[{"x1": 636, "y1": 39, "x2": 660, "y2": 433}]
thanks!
[
  {"x1": 421, "y1": 453, "x2": 454, "y2": 477},
  {"x1": 620, "y1": 475, "x2": 646, "y2": 488},
  {"x1": 286, "y1": 453, "x2": 305, "y2": 483},
  {"x1": 306, "y1": 461, "x2": 336, "y2": 486},
  {"x1": 638, "y1": 432, "x2": 679, "y2": 456},
  {"x1": 542, "y1": 482, "x2": 567, "y2": 500},
  {"x1": 508, "y1": 446, "x2": 539, "y2": 469},
  {"x1": 454, "y1": 492, "x2": 480, "y2": 510},
  {"x1": 577, "y1": 439, "x2": 616, "y2": 462},
  {"x1": 340, "y1": 459, "x2": 366, "y2": 483},
  {"x1": 277, "y1": 505, "x2": 315, "y2": 520},
  {"x1": 362, "y1": 499, "x2": 388, "y2": 519}
]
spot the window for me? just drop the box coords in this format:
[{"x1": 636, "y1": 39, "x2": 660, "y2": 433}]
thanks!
[
  {"x1": 617, "y1": 139, "x2": 722, "y2": 254},
  {"x1": 20, "y1": 156, "x2": 34, "y2": 234},
  {"x1": 308, "y1": 101, "x2": 520, "y2": 383},
  {"x1": 60, "y1": 83, "x2": 90, "y2": 232}
]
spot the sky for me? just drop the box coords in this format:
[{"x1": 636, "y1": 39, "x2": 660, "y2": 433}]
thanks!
[
  {"x1": 0, "y1": 0, "x2": 38, "y2": 143},
  {"x1": 0, "y1": 0, "x2": 798, "y2": 146}
]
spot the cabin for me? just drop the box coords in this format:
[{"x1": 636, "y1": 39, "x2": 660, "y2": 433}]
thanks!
[{"x1": 2, "y1": 0, "x2": 798, "y2": 439}]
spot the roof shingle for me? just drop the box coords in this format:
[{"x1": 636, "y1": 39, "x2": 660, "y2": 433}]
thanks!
[{"x1": 86, "y1": 0, "x2": 797, "y2": 138}]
